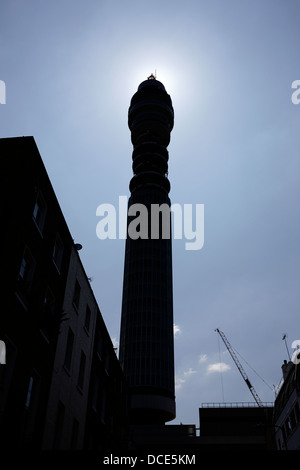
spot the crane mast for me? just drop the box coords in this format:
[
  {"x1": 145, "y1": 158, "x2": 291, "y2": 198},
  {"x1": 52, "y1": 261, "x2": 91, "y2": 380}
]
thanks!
[{"x1": 215, "y1": 328, "x2": 263, "y2": 407}]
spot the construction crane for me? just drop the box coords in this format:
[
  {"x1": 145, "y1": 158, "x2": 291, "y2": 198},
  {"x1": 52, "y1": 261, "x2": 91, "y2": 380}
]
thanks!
[{"x1": 215, "y1": 328, "x2": 264, "y2": 407}]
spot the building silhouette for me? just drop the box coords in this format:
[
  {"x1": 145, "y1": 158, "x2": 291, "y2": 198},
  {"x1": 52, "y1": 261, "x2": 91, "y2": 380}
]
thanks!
[
  {"x1": 0, "y1": 136, "x2": 128, "y2": 451},
  {"x1": 119, "y1": 76, "x2": 175, "y2": 424},
  {"x1": 199, "y1": 403, "x2": 274, "y2": 450},
  {"x1": 0, "y1": 137, "x2": 72, "y2": 448},
  {"x1": 273, "y1": 360, "x2": 300, "y2": 450}
]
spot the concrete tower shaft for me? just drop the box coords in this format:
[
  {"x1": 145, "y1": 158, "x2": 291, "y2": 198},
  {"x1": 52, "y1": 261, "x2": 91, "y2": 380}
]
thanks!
[{"x1": 119, "y1": 77, "x2": 175, "y2": 424}]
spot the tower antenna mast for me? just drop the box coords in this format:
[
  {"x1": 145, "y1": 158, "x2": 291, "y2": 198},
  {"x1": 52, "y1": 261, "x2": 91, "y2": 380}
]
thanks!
[{"x1": 282, "y1": 334, "x2": 291, "y2": 361}]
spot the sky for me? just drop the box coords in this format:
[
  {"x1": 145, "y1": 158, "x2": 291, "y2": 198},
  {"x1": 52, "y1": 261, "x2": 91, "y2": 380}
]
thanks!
[{"x1": 1, "y1": 0, "x2": 300, "y2": 426}]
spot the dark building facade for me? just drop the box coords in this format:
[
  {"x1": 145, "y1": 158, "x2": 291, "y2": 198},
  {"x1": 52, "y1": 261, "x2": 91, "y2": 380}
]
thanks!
[
  {"x1": 0, "y1": 136, "x2": 128, "y2": 451},
  {"x1": 119, "y1": 76, "x2": 176, "y2": 424},
  {"x1": 41, "y1": 244, "x2": 129, "y2": 451},
  {"x1": 0, "y1": 137, "x2": 72, "y2": 448},
  {"x1": 199, "y1": 403, "x2": 275, "y2": 450},
  {"x1": 84, "y1": 307, "x2": 129, "y2": 452},
  {"x1": 273, "y1": 360, "x2": 300, "y2": 450}
]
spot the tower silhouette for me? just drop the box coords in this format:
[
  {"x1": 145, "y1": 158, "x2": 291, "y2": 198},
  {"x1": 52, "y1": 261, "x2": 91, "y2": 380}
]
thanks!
[{"x1": 119, "y1": 76, "x2": 175, "y2": 424}]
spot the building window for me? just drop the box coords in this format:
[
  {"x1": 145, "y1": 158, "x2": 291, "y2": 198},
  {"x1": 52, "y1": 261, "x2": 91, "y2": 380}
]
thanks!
[
  {"x1": 100, "y1": 389, "x2": 107, "y2": 423},
  {"x1": 42, "y1": 287, "x2": 55, "y2": 316},
  {"x1": 77, "y1": 351, "x2": 86, "y2": 391},
  {"x1": 53, "y1": 234, "x2": 64, "y2": 272},
  {"x1": 25, "y1": 376, "x2": 34, "y2": 409},
  {"x1": 17, "y1": 247, "x2": 36, "y2": 297},
  {"x1": 53, "y1": 401, "x2": 65, "y2": 449},
  {"x1": 72, "y1": 280, "x2": 81, "y2": 310},
  {"x1": 295, "y1": 402, "x2": 300, "y2": 422},
  {"x1": 285, "y1": 416, "x2": 292, "y2": 435},
  {"x1": 40, "y1": 287, "x2": 56, "y2": 340},
  {"x1": 70, "y1": 418, "x2": 79, "y2": 450},
  {"x1": 23, "y1": 371, "x2": 41, "y2": 442},
  {"x1": 92, "y1": 376, "x2": 100, "y2": 411},
  {"x1": 290, "y1": 409, "x2": 296, "y2": 429},
  {"x1": 64, "y1": 328, "x2": 74, "y2": 372},
  {"x1": 282, "y1": 425, "x2": 287, "y2": 448},
  {"x1": 104, "y1": 351, "x2": 110, "y2": 376},
  {"x1": 96, "y1": 334, "x2": 103, "y2": 360},
  {"x1": 32, "y1": 192, "x2": 47, "y2": 234},
  {"x1": 84, "y1": 305, "x2": 91, "y2": 332}
]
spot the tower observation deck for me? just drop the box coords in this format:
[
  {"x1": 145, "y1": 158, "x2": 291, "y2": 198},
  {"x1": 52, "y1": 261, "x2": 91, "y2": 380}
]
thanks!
[{"x1": 119, "y1": 76, "x2": 175, "y2": 424}]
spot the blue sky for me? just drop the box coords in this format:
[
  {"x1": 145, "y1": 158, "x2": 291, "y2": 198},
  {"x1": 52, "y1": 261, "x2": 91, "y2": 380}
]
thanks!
[{"x1": 1, "y1": 0, "x2": 300, "y2": 425}]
